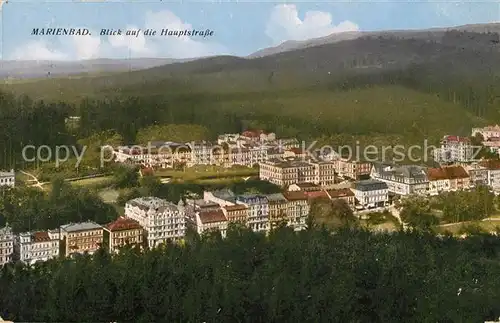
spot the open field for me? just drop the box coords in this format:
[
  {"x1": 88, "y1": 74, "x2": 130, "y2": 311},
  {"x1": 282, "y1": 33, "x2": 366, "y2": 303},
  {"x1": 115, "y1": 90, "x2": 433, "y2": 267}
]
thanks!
[
  {"x1": 435, "y1": 218, "x2": 500, "y2": 234},
  {"x1": 98, "y1": 188, "x2": 119, "y2": 203},
  {"x1": 70, "y1": 176, "x2": 114, "y2": 187},
  {"x1": 154, "y1": 166, "x2": 258, "y2": 181}
]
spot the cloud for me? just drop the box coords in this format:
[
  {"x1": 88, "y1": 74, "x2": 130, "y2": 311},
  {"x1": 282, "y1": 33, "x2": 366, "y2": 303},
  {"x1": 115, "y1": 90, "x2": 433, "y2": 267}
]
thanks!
[
  {"x1": 72, "y1": 33, "x2": 102, "y2": 60},
  {"x1": 9, "y1": 10, "x2": 225, "y2": 60},
  {"x1": 107, "y1": 24, "x2": 154, "y2": 56},
  {"x1": 10, "y1": 40, "x2": 68, "y2": 60},
  {"x1": 10, "y1": 32, "x2": 102, "y2": 61},
  {"x1": 266, "y1": 4, "x2": 359, "y2": 45}
]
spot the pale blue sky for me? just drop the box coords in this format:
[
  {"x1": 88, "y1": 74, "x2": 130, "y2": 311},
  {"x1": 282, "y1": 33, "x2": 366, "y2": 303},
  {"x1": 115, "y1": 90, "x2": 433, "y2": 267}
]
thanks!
[{"x1": 1, "y1": 1, "x2": 499, "y2": 60}]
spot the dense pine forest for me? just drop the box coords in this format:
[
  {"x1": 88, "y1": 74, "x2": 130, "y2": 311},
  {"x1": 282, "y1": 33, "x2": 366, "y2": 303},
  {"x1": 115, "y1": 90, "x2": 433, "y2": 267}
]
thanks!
[{"x1": 2, "y1": 226, "x2": 500, "y2": 322}]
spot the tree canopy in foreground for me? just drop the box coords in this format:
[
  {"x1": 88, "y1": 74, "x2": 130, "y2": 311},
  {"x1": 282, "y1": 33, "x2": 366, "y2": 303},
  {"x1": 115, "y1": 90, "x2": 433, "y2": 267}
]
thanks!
[{"x1": 2, "y1": 226, "x2": 500, "y2": 322}]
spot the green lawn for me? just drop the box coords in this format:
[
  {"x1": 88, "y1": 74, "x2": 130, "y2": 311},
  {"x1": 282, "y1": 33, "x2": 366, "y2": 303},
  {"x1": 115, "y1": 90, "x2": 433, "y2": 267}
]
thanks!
[
  {"x1": 154, "y1": 165, "x2": 258, "y2": 181},
  {"x1": 70, "y1": 176, "x2": 114, "y2": 187},
  {"x1": 98, "y1": 188, "x2": 120, "y2": 203},
  {"x1": 435, "y1": 219, "x2": 500, "y2": 235}
]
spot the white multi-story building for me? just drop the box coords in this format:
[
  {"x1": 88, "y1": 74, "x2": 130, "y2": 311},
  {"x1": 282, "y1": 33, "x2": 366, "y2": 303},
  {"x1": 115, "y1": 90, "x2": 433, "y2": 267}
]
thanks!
[
  {"x1": 434, "y1": 135, "x2": 474, "y2": 163},
  {"x1": 0, "y1": 169, "x2": 15, "y2": 188},
  {"x1": 259, "y1": 158, "x2": 336, "y2": 187},
  {"x1": 125, "y1": 197, "x2": 186, "y2": 248},
  {"x1": 472, "y1": 125, "x2": 500, "y2": 140},
  {"x1": 240, "y1": 130, "x2": 276, "y2": 142},
  {"x1": 352, "y1": 179, "x2": 389, "y2": 208},
  {"x1": 16, "y1": 230, "x2": 60, "y2": 265},
  {"x1": 236, "y1": 194, "x2": 269, "y2": 232},
  {"x1": 0, "y1": 226, "x2": 14, "y2": 266},
  {"x1": 479, "y1": 160, "x2": 500, "y2": 191},
  {"x1": 113, "y1": 142, "x2": 192, "y2": 168},
  {"x1": 465, "y1": 163, "x2": 489, "y2": 186},
  {"x1": 371, "y1": 163, "x2": 429, "y2": 196}
]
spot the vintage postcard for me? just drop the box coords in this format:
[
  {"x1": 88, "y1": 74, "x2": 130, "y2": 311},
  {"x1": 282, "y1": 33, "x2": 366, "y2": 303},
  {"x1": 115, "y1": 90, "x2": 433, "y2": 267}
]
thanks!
[{"x1": 1, "y1": 0, "x2": 500, "y2": 322}]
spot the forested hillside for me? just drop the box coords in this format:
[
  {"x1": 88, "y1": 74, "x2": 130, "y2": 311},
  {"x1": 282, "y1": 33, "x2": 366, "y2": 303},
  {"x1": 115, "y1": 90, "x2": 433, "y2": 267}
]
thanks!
[
  {"x1": 2, "y1": 226, "x2": 500, "y2": 322},
  {"x1": 2, "y1": 31, "x2": 500, "y2": 169}
]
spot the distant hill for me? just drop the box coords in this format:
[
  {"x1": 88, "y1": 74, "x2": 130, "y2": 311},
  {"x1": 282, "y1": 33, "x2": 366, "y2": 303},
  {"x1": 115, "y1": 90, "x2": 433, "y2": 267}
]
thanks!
[
  {"x1": 0, "y1": 58, "x2": 191, "y2": 80},
  {"x1": 1, "y1": 24, "x2": 499, "y2": 146},
  {"x1": 249, "y1": 22, "x2": 500, "y2": 57}
]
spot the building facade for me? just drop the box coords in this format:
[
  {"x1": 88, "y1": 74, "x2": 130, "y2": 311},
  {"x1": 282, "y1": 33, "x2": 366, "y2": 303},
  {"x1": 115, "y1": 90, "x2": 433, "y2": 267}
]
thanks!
[
  {"x1": 326, "y1": 188, "x2": 356, "y2": 207},
  {"x1": 352, "y1": 179, "x2": 389, "y2": 208},
  {"x1": 0, "y1": 169, "x2": 15, "y2": 188},
  {"x1": 104, "y1": 217, "x2": 144, "y2": 253},
  {"x1": 125, "y1": 197, "x2": 186, "y2": 248},
  {"x1": 60, "y1": 222, "x2": 104, "y2": 257},
  {"x1": 196, "y1": 209, "x2": 228, "y2": 238},
  {"x1": 282, "y1": 191, "x2": 309, "y2": 231},
  {"x1": 466, "y1": 163, "x2": 489, "y2": 186},
  {"x1": 335, "y1": 159, "x2": 372, "y2": 180},
  {"x1": 266, "y1": 193, "x2": 288, "y2": 229},
  {"x1": 371, "y1": 163, "x2": 429, "y2": 196},
  {"x1": 259, "y1": 159, "x2": 336, "y2": 188},
  {"x1": 222, "y1": 204, "x2": 248, "y2": 224},
  {"x1": 17, "y1": 230, "x2": 60, "y2": 265},
  {"x1": 236, "y1": 195, "x2": 269, "y2": 233},
  {"x1": 0, "y1": 226, "x2": 14, "y2": 266},
  {"x1": 434, "y1": 135, "x2": 474, "y2": 163},
  {"x1": 472, "y1": 125, "x2": 500, "y2": 140}
]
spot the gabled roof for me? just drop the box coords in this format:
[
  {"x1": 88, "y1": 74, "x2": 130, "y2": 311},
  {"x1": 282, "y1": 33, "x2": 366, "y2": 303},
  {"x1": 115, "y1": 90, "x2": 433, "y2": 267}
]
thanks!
[
  {"x1": 287, "y1": 148, "x2": 304, "y2": 155},
  {"x1": 199, "y1": 210, "x2": 227, "y2": 224},
  {"x1": 283, "y1": 191, "x2": 308, "y2": 201},
  {"x1": 33, "y1": 231, "x2": 51, "y2": 242},
  {"x1": 427, "y1": 166, "x2": 469, "y2": 180},
  {"x1": 442, "y1": 135, "x2": 470, "y2": 143},
  {"x1": 305, "y1": 190, "x2": 329, "y2": 200},
  {"x1": 106, "y1": 217, "x2": 142, "y2": 232}
]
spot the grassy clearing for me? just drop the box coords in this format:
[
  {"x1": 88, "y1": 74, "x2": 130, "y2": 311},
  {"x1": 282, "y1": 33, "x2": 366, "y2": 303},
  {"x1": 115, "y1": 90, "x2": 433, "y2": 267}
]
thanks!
[
  {"x1": 154, "y1": 166, "x2": 258, "y2": 181},
  {"x1": 70, "y1": 176, "x2": 114, "y2": 187},
  {"x1": 436, "y1": 219, "x2": 500, "y2": 235},
  {"x1": 98, "y1": 188, "x2": 120, "y2": 203}
]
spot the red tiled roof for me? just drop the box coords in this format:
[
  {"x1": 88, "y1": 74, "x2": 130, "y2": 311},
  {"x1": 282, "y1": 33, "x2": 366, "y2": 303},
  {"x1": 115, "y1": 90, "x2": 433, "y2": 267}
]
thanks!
[
  {"x1": 443, "y1": 135, "x2": 470, "y2": 143},
  {"x1": 33, "y1": 231, "x2": 50, "y2": 242},
  {"x1": 305, "y1": 190, "x2": 329, "y2": 199},
  {"x1": 283, "y1": 191, "x2": 308, "y2": 201},
  {"x1": 224, "y1": 204, "x2": 248, "y2": 211},
  {"x1": 427, "y1": 166, "x2": 469, "y2": 180},
  {"x1": 287, "y1": 148, "x2": 304, "y2": 155},
  {"x1": 443, "y1": 166, "x2": 470, "y2": 179},
  {"x1": 199, "y1": 210, "x2": 227, "y2": 224},
  {"x1": 106, "y1": 217, "x2": 142, "y2": 232},
  {"x1": 427, "y1": 168, "x2": 448, "y2": 181},
  {"x1": 326, "y1": 188, "x2": 354, "y2": 198}
]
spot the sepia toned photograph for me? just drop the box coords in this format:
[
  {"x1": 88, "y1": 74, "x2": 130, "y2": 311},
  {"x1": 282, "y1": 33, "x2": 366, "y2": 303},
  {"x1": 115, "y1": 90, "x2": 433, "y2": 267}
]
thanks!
[{"x1": 1, "y1": 0, "x2": 500, "y2": 321}]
